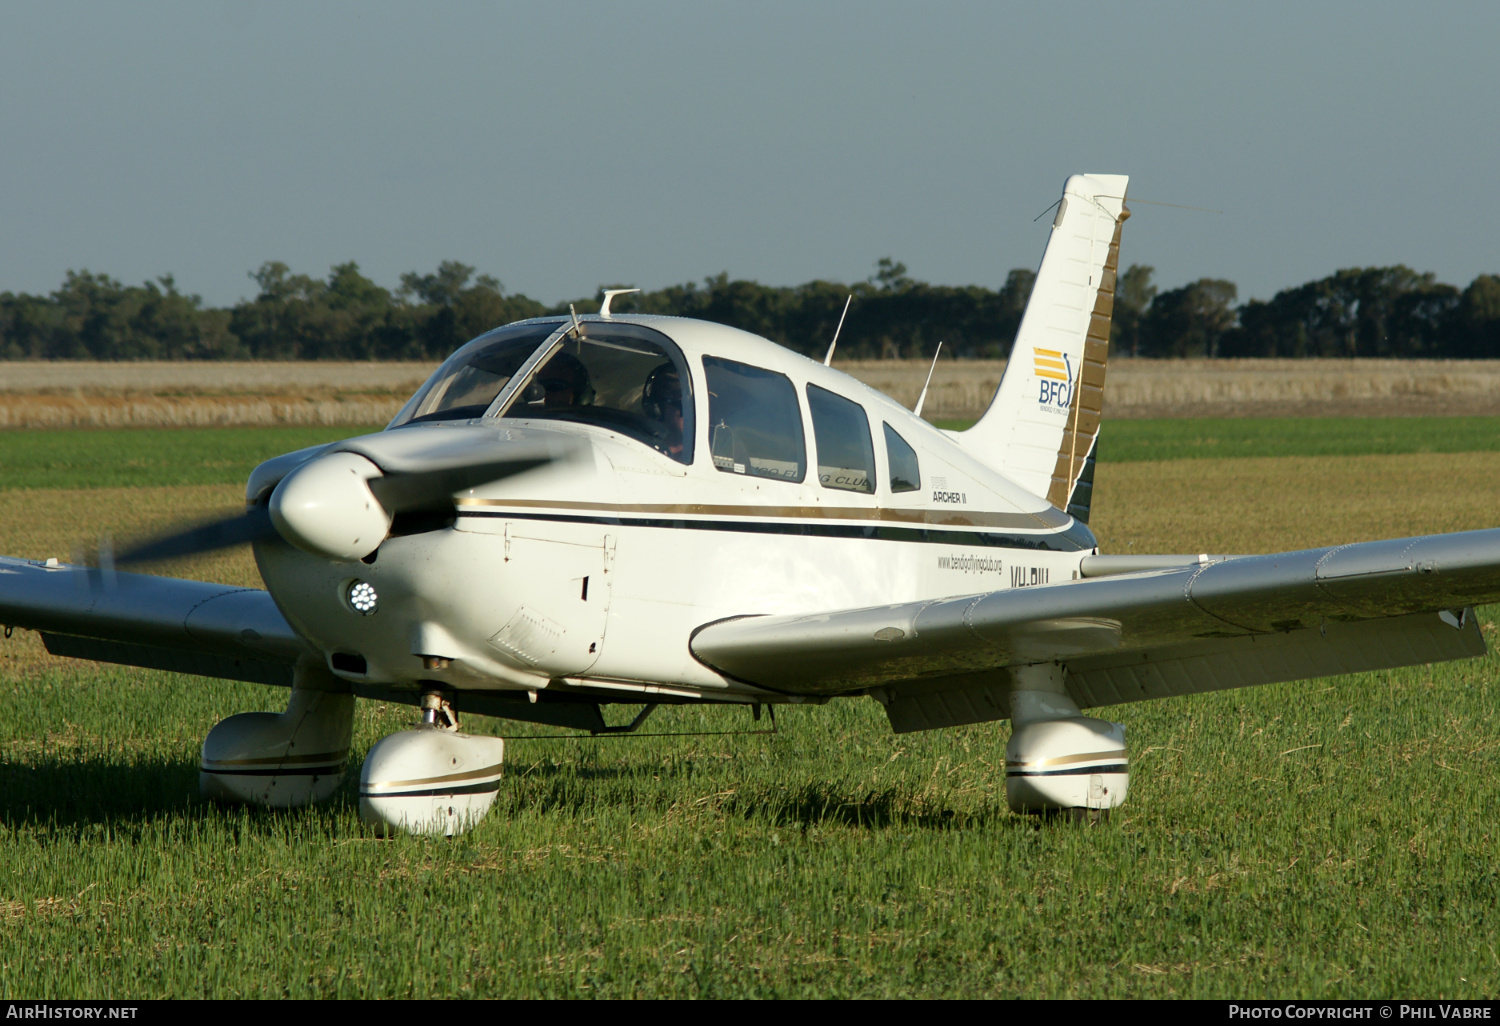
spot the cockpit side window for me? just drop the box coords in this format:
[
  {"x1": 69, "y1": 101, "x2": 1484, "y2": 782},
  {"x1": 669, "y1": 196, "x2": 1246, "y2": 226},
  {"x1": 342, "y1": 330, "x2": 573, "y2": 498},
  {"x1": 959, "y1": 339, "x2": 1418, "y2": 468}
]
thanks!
[
  {"x1": 807, "y1": 384, "x2": 876, "y2": 494},
  {"x1": 390, "y1": 321, "x2": 561, "y2": 427},
  {"x1": 883, "y1": 422, "x2": 921, "y2": 493},
  {"x1": 499, "y1": 322, "x2": 695, "y2": 464},
  {"x1": 702, "y1": 357, "x2": 805, "y2": 483}
]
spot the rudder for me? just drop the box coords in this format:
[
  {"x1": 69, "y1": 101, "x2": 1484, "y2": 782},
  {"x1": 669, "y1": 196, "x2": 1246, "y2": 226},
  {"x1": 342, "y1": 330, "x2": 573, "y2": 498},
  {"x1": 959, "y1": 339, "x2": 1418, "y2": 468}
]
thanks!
[{"x1": 956, "y1": 174, "x2": 1129, "y2": 523}]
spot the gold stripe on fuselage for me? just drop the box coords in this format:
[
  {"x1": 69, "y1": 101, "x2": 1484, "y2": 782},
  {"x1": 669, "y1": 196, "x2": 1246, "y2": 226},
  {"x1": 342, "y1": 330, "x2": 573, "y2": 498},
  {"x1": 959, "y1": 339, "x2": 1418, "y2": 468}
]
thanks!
[{"x1": 455, "y1": 497, "x2": 1072, "y2": 533}]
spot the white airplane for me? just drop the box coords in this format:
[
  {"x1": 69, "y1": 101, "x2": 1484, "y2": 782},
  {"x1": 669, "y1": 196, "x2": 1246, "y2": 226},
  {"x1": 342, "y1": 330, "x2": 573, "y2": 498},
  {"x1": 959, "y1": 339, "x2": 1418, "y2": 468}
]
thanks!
[{"x1": 3, "y1": 172, "x2": 1497, "y2": 835}]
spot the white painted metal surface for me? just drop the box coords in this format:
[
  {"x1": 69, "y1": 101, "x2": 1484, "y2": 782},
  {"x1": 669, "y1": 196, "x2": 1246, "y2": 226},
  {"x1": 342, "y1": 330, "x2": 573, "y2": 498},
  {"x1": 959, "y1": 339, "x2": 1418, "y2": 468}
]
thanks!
[
  {"x1": 270, "y1": 451, "x2": 390, "y2": 561},
  {"x1": 199, "y1": 686, "x2": 353, "y2": 807}
]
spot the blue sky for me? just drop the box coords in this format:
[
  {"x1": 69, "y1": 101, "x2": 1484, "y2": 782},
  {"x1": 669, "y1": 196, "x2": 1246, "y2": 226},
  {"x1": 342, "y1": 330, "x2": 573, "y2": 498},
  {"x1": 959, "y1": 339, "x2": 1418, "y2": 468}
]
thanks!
[{"x1": 2, "y1": 2, "x2": 1495, "y2": 307}]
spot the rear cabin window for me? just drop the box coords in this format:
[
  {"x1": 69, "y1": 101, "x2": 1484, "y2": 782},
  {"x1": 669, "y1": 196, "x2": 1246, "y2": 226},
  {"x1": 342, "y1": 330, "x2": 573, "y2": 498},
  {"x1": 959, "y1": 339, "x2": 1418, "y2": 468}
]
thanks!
[
  {"x1": 807, "y1": 384, "x2": 876, "y2": 494},
  {"x1": 703, "y1": 357, "x2": 805, "y2": 482},
  {"x1": 500, "y1": 322, "x2": 695, "y2": 464},
  {"x1": 883, "y1": 423, "x2": 921, "y2": 492}
]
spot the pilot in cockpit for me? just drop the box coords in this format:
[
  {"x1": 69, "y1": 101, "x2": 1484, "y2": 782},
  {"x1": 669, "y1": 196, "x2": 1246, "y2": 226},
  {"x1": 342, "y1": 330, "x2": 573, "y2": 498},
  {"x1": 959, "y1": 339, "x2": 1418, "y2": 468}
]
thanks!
[
  {"x1": 643, "y1": 363, "x2": 685, "y2": 457},
  {"x1": 533, "y1": 352, "x2": 594, "y2": 408}
]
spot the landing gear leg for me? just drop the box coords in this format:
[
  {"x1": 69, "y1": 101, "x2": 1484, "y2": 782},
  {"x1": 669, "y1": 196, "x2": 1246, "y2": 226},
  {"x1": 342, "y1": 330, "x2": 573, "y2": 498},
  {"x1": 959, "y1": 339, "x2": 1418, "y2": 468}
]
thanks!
[
  {"x1": 419, "y1": 688, "x2": 458, "y2": 730},
  {"x1": 200, "y1": 660, "x2": 354, "y2": 807},
  {"x1": 1005, "y1": 662, "x2": 1129, "y2": 819}
]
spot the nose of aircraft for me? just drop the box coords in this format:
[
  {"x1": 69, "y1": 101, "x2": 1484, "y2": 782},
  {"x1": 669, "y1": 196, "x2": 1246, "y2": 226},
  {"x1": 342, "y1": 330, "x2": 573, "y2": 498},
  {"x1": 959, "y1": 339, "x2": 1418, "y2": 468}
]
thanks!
[
  {"x1": 264, "y1": 424, "x2": 575, "y2": 563},
  {"x1": 269, "y1": 451, "x2": 392, "y2": 562},
  {"x1": 114, "y1": 424, "x2": 570, "y2": 569}
]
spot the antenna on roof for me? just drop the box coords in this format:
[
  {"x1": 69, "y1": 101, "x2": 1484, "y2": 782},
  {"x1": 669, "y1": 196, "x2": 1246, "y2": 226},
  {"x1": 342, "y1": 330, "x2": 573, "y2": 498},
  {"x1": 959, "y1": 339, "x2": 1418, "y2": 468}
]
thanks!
[
  {"x1": 568, "y1": 303, "x2": 583, "y2": 336},
  {"x1": 599, "y1": 288, "x2": 640, "y2": 319},
  {"x1": 822, "y1": 295, "x2": 852, "y2": 367},
  {"x1": 912, "y1": 341, "x2": 943, "y2": 419}
]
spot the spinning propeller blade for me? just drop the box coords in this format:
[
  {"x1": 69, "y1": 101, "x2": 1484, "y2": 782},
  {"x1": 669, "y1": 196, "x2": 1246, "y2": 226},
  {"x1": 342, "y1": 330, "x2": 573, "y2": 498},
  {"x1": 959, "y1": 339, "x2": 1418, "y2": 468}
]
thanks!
[
  {"x1": 114, "y1": 504, "x2": 279, "y2": 566},
  {"x1": 364, "y1": 454, "x2": 553, "y2": 513}
]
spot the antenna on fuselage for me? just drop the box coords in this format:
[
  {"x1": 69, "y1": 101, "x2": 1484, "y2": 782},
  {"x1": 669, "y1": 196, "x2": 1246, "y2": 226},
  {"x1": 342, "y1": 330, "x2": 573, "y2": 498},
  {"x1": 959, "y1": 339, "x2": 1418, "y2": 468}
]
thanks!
[
  {"x1": 599, "y1": 288, "x2": 640, "y2": 319},
  {"x1": 822, "y1": 294, "x2": 852, "y2": 366},
  {"x1": 568, "y1": 303, "x2": 583, "y2": 337},
  {"x1": 912, "y1": 341, "x2": 943, "y2": 419}
]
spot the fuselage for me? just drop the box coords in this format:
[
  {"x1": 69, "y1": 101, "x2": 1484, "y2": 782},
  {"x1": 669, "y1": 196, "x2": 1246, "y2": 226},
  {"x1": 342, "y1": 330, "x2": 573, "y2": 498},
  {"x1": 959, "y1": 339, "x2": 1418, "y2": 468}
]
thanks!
[{"x1": 252, "y1": 314, "x2": 1097, "y2": 703}]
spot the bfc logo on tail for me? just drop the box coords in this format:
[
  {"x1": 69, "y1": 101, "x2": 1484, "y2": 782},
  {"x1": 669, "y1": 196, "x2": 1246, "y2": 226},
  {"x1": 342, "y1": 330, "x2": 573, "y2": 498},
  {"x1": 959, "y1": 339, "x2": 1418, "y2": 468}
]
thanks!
[{"x1": 1033, "y1": 347, "x2": 1073, "y2": 412}]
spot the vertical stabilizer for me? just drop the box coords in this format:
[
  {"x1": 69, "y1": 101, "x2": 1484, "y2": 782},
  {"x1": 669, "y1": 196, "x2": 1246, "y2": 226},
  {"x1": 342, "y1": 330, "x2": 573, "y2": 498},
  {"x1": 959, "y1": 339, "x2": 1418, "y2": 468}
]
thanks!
[{"x1": 956, "y1": 174, "x2": 1129, "y2": 523}]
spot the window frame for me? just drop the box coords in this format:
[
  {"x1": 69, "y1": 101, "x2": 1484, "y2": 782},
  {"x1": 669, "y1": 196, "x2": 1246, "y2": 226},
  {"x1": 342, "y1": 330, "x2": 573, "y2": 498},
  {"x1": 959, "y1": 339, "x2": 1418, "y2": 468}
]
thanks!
[
  {"x1": 387, "y1": 319, "x2": 569, "y2": 429},
  {"x1": 882, "y1": 421, "x2": 922, "y2": 494},
  {"x1": 702, "y1": 355, "x2": 808, "y2": 484},
  {"x1": 806, "y1": 383, "x2": 877, "y2": 495},
  {"x1": 480, "y1": 322, "x2": 571, "y2": 419},
  {"x1": 494, "y1": 320, "x2": 697, "y2": 465}
]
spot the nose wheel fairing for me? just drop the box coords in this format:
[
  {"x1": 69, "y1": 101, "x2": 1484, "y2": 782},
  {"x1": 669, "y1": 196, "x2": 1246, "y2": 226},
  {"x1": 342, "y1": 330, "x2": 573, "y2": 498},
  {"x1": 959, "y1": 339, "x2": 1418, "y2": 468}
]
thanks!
[
  {"x1": 358, "y1": 726, "x2": 506, "y2": 837},
  {"x1": 201, "y1": 679, "x2": 509, "y2": 837}
]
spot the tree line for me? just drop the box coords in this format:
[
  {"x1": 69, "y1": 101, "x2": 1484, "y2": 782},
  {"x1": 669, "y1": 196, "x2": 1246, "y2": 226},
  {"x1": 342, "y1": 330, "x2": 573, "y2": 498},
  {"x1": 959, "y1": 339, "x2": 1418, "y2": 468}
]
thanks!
[{"x1": 2, "y1": 257, "x2": 1497, "y2": 361}]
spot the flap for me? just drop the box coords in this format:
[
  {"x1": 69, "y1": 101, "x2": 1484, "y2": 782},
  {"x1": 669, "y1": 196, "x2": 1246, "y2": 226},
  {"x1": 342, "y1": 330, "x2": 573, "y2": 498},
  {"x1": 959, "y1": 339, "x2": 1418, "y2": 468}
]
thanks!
[{"x1": 690, "y1": 528, "x2": 1500, "y2": 696}]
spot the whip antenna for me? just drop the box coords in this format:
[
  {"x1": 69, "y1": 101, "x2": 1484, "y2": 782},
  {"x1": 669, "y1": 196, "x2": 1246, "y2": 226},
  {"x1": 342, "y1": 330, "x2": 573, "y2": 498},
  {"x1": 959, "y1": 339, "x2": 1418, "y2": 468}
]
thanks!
[
  {"x1": 823, "y1": 295, "x2": 852, "y2": 366},
  {"x1": 913, "y1": 341, "x2": 943, "y2": 418}
]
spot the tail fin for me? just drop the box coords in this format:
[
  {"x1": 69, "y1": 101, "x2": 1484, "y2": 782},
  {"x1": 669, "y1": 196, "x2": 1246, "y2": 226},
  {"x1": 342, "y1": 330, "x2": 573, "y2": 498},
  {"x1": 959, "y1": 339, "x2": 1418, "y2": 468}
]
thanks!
[{"x1": 956, "y1": 174, "x2": 1129, "y2": 523}]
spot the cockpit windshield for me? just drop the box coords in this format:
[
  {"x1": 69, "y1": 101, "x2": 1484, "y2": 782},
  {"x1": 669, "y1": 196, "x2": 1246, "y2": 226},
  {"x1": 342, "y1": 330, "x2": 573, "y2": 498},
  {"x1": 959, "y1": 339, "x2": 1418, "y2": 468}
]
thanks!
[
  {"x1": 499, "y1": 322, "x2": 695, "y2": 464},
  {"x1": 388, "y1": 321, "x2": 562, "y2": 427}
]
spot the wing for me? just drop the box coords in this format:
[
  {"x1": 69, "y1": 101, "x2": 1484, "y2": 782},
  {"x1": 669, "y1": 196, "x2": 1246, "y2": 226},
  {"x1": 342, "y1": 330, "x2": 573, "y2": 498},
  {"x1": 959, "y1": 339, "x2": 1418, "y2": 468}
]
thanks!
[
  {"x1": 0, "y1": 556, "x2": 309, "y2": 686},
  {"x1": 690, "y1": 528, "x2": 1500, "y2": 732}
]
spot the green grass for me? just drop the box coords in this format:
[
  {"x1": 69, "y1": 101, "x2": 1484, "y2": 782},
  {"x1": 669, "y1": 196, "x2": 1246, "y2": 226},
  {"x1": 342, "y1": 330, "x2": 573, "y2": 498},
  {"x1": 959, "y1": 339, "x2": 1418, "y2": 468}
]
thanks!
[
  {"x1": 0, "y1": 426, "x2": 383, "y2": 491},
  {"x1": 933, "y1": 415, "x2": 1500, "y2": 462},
  {"x1": 2, "y1": 650, "x2": 1496, "y2": 998},
  {"x1": 2, "y1": 416, "x2": 1498, "y2": 491}
]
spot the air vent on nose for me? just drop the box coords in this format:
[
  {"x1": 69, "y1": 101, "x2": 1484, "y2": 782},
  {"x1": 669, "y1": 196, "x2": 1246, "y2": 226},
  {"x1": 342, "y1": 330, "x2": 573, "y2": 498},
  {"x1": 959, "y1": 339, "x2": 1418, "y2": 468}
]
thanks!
[{"x1": 331, "y1": 652, "x2": 368, "y2": 675}]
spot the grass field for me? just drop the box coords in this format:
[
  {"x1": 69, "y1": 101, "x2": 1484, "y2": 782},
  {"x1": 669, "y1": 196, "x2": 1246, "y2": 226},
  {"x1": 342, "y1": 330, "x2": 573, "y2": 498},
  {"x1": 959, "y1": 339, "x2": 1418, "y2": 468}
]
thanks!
[
  {"x1": 0, "y1": 426, "x2": 382, "y2": 491},
  {"x1": 1, "y1": 422, "x2": 1498, "y2": 997},
  {"x1": 5, "y1": 417, "x2": 1500, "y2": 491},
  {"x1": 7, "y1": 358, "x2": 1500, "y2": 426}
]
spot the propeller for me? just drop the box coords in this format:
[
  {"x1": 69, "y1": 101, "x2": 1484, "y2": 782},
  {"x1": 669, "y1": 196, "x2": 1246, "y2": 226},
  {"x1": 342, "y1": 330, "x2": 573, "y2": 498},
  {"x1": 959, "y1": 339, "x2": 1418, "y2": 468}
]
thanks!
[
  {"x1": 115, "y1": 504, "x2": 279, "y2": 566},
  {"x1": 364, "y1": 453, "x2": 551, "y2": 513},
  {"x1": 112, "y1": 428, "x2": 567, "y2": 567}
]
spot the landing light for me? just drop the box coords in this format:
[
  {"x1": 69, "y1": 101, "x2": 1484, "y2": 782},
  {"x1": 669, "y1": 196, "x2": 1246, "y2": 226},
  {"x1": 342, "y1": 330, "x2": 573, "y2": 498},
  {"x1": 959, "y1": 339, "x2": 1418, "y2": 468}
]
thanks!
[{"x1": 347, "y1": 580, "x2": 379, "y2": 615}]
